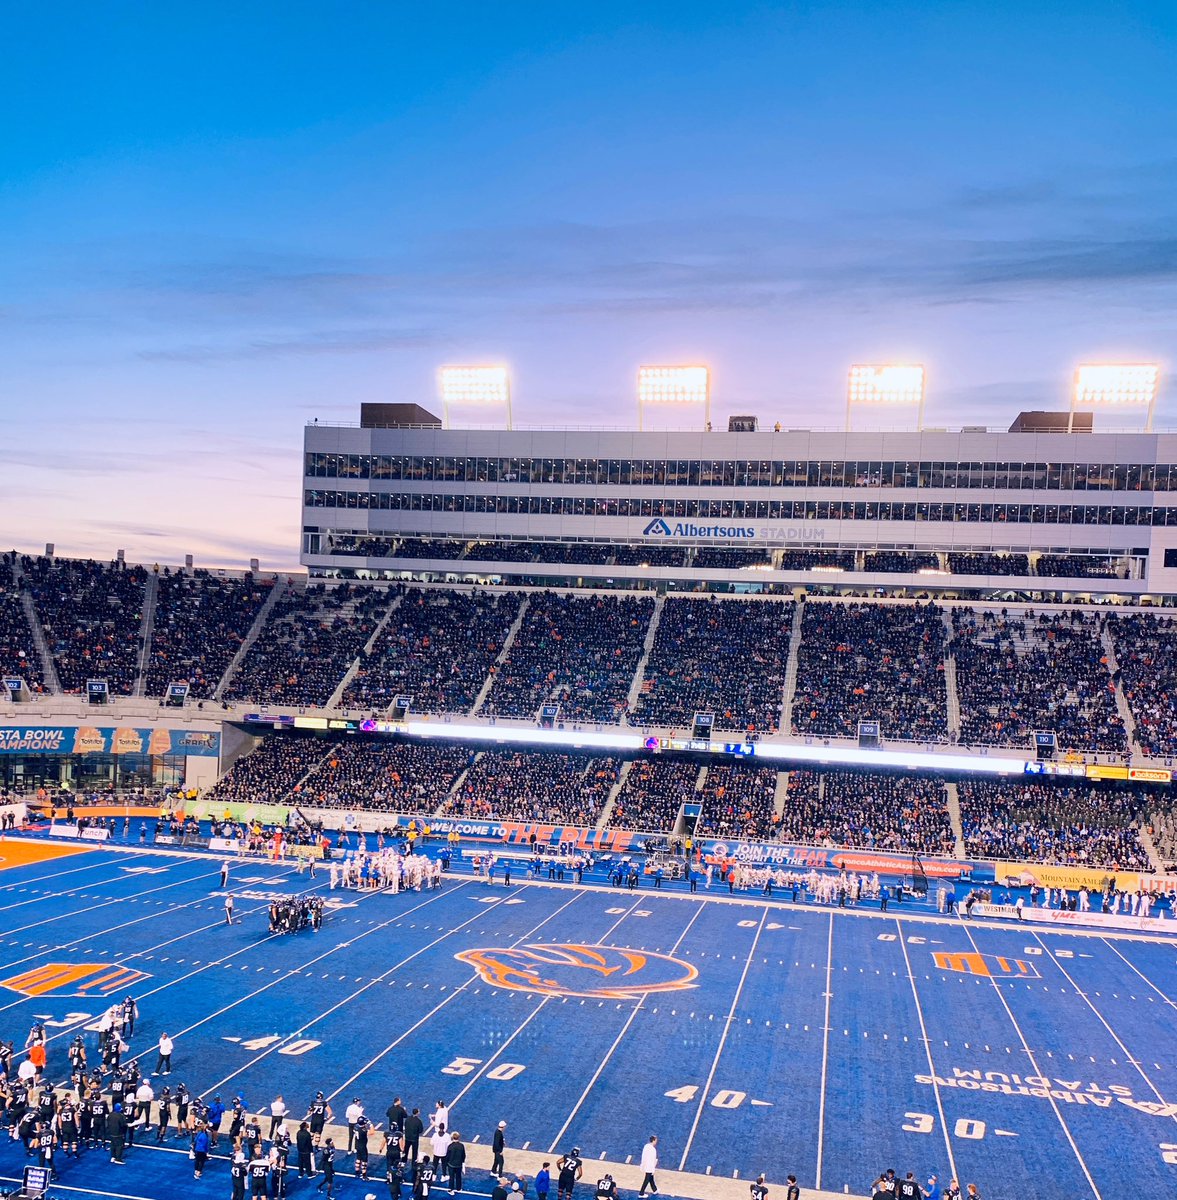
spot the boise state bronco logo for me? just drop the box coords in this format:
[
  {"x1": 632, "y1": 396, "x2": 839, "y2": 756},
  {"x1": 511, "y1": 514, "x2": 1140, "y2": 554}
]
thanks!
[{"x1": 456, "y1": 943, "x2": 697, "y2": 1000}]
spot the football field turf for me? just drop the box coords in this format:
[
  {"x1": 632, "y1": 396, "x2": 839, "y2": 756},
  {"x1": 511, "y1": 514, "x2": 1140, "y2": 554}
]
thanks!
[{"x1": 0, "y1": 841, "x2": 1172, "y2": 1200}]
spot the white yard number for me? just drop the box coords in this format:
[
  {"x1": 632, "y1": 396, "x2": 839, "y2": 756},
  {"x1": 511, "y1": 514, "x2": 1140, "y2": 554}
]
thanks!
[
  {"x1": 442, "y1": 1057, "x2": 526, "y2": 1080},
  {"x1": 665, "y1": 1087, "x2": 698, "y2": 1104},
  {"x1": 43, "y1": 1012, "x2": 91, "y2": 1029},
  {"x1": 737, "y1": 920, "x2": 757, "y2": 928},
  {"x1": 1023, "y1": 947, "x2": 1042, "y2": 955},
  {"x1": 903, "y1": 1114, "x2": 986, "y2": 1140},
  {"x1": 710, "y1": 1090, "x2": 746, "y2": 1109},
  {"x1": 1160, "y1": 1143, "x2": 1177, "y2": 1165},
  {"x1": 280, "y1": 1039, "x2": 321, "y2": 1057},
  {"x1": 241, "y1": 1036, "x2": 282, "y2": 1051},
  {"x1": 877, "y1": 933, "x2": 897, "y2": 942},
  {"x1": 236, "y1": 1035, "x2": 321, "y2": 1056},
  {"x1": 442, "y1": 1057, "x2": 482, "y2": 1076}
]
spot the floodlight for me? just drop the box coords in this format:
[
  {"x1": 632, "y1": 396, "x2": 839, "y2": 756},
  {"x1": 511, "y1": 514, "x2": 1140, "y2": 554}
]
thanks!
[
  {"x1": 846, "y1": 364, "x2": 926, "y2": 430},
  {"x1": 1071, "y1": 363, "x2": 1159, "y2": 431},
  {"x1": 439, "y1": 365, "x2": 512, "y2": 428},
  {"x1": 637, "y1": 365, "x2": 710, "y2": 430}
]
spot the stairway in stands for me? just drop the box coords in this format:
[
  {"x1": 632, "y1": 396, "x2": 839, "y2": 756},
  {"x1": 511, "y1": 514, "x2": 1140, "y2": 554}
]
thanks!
[
  {"x1": 945, "y1": 781, "x2": 966, "y2": 858},
  {"x1": 17, "y1": 562, "x2": 61, "y2": 694},
  {"x1": 326, "y1": 594, "x2": 403, "y2": 711},
  {"x1": 213, "y1": 577, "x2": 289, "y2": 701},
  {"x1": 1100, "y1": 622, "x2": 1144, "y2": 757},
  {"x1": 941, "y1": 610, "x2": 962, "y2": 741},
  {"x1": 626, "y1": 594, "x2": 666, "y2": 715},
  {"x1": 471, "y1": 596, "x2": 530, "y2": 715},
  {"x1": 777, "y1": 601, "x2": 806, "y2": 733},
  {"x1": 132, "y1": 572, "x2": 160, "y2": 697}
]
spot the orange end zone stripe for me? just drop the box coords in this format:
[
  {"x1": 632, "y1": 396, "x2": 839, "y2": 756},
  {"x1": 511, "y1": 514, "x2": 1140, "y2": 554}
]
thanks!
[{"x1": 0, "y1": 841, "x2": 88, "y2": 873}]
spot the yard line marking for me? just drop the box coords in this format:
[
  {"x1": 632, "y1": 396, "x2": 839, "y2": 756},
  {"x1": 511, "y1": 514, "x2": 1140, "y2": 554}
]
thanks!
[
  {"x1": 547, "y1": 901, "x2": 707, "y2": 1153},
  {"x1": 1032, "y1": 933, "x2": 1177, "y2": 1124},
  {"x1": 678, "y1": 906, "x2": 768, "y2": 1172},
  {"x1": 815, "y1": 911, "x2": 835, "y2": 1190},
  {"x1": 324, "y1": 887, "x2": 590, "y2": 1102},
  {"x1": 1100, "y1": 938, "x2": 1177, "y2": 1011},
  {"x1": 956, "y1": 917, "x2": 1102, "y2": 1200},
  {"x1": 897, "y1": 918, "x2": 956, "y2": 1184}
]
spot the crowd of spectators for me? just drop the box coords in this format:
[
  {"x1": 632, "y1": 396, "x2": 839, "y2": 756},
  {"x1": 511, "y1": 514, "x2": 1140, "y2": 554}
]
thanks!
[
  {"x1": 25, "y1": 556, "x2": 147, "y2": 694},
  {"x1": 693, "y1": 547, "x2": 774, "y2": 569},
  {"x1": 631, "y1": 598, "x2": 793, "y2": 734},
  {"x1": 695, "y1": 763, "x2": 780, "y2": 839},
  {"x1": 389, "y1": 538, "x2": 469, "y2": 560},
  {"x1": 299, "y1": 739, "x2": 473, "y2": 813},
  {"x1": 607, "y1": 756, "x2": 700, "y2": 830},
  {"x1": 862, "y1": 551, "x2": 941, "y2": 573},
  {"x1": 225, "y1": 583, "x2": 388, "y2": 707},
  {"x1": 790, "y1": 601, "x2": 949, "y2": 742},
  {"x1": 144, "y1": 571, "x2": 273, "y2": 699},
  {"x1": 777, "y1": 769, "x2": 954, "y2": 854},
  {"x1": 464, "y1": 541, "x2": 539, "y2": 563},
  {"x1": 0, "y1": 556, "x2": 43, "y2": 691},
  {"x1": 949, "y1": 607, "x2": 1126, "y2": 751},
  {"x1": 612, "y1": 544, "x2": 690, "y2": 567},
  {"x1": 947, "y1": 552, "x2": 1031, "y2": 576},
  {"x1": 483, "y1": 592, "x2": 653, "y2": 723},
  {"x1": 342, "y1": 587, "x2": 521, "y2": 714},
  {"x1": 778, "y1": 549, "x2": 856, "y2": 570},
  {"x1": 957, "y1": 778, "x2": 1151, "y2": 869},
  {"x1": 1036, "y1": 554, "x2": 1122, "y2": 579},
  {"x1": 325, "y1": 535, "x2": 401, "y2": 557},
  {"x1": 1108, "y1": 612, "x2": 1177, "y2": 756},
  {"x1": 443, "y1": 750, "x2": 621, "y2": 825},
  {"x1": 203, "y1": 734, "x2": 337, "y2": 805}
]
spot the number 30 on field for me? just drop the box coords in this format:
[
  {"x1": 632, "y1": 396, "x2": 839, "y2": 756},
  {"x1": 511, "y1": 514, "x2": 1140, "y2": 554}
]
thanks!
[{"x1": 904, "y1": 1113, "x2": 986, "y2": 1139}]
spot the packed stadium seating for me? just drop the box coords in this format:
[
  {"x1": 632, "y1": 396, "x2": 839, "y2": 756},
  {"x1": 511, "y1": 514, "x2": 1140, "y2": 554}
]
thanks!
[
  {"x1": 388, "y1": 538, "x2": 469, "y2": 560},
  {"x1": 778, "y1": 549, "x2": 855, "y2": 570},
  {"x1": 607, "y1": 757, "x2": 701, "y2": 830},
  {"x1": 947, "y1": 552, "x2": 1030, "y2": 576},
  {"x1": 0, "y1": 556, "x2": 43, "y2": 691},
  {"x1": 1036, "y1": 554, "x2": 1122, "y2": 579},
  {"x1": 144, "y1": 571, "x2": 273, "y2": 698},
  {"x1": 612, "y1": 544, "x2": 690, "y2": 567},
  {"x1": 778, "y1": 769, "x2": 955, "y2": 854},
  {"x1": 442, "y1": 749, "x2": 621, "y2": 825},
  {"x1": 482, "y1": 592, "x2": 653, "y2": 723},
  {"x1": 203, "y1": 734, "x2": 337, "y2": 805},
  {"x1": 693, "y1": 547, "x2": 773, "y2": 569},
  {"x1": 957, "y1": 778, "x2": 1151, "y2": 869},
  {"x1": 790, "y1": 601, "x2": 949, "y2": 742},
  {"x1": 949, "y1": 607, "x2": 1127, "y2": 750},
  {"x1": 696, "y1": 763, "x2": 780, "y2": 839},
  {"x1": 631, "y1": 598, "x2": 793, "y2": 733},
  {"x1": 25, "y1": 556, "x2": 147, "y2": 694},
  {"x1": 343, "y1": 587, "x2": 521, "y2": 713},
  {"x1": 1107, "y1": 612, "x2": 1177, "y2": 757},
  {"x1": 862, "y1": 550, "x2": 940, "y2": 573},
  {"x1": 224, "y1": 583, "x2": 387, "y2": 707},
  {"x1": 299, "y1": 738, "x2": 473, "y2": 813}
]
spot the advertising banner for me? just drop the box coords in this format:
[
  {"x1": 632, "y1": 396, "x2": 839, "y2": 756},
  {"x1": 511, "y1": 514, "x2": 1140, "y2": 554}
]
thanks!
[
  {"x1": 975, "y1": 903, "x2": 1161, "y2": 932},
  {"x1": 0, "y1": 726, "x2": 220, "y2": 757},
  {"x1": 699, "y1": 838, "x2": 975, "y2": 879},
  {"x1": 991, "y1": 861, "x2": 1140, "y2": 892}
]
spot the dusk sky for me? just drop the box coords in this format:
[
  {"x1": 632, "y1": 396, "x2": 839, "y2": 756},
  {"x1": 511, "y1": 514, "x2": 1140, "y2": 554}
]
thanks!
[{"x1": 2, "y1": 2, "x2": 1175, "y2": 568}]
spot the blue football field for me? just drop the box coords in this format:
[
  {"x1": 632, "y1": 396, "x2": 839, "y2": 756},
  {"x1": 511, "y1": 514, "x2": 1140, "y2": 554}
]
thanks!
[{"x1": 0, "y1": 842, "x2": 1172, "y2": 1200}]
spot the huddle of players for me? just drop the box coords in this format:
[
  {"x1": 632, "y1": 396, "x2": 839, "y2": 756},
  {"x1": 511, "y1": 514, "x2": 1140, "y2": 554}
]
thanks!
[
  {"x1": 871, "y1": 1168, "x2": 977, "y2": 1200},
  {"x1": 269, "y1": 896, "x2": 325, "y2": 934}
]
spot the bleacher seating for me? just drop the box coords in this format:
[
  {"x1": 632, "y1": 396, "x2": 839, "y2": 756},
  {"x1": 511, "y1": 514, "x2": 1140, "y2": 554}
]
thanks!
[
  {"x1": 224, "y1": 583, "x2": 387, "y2": 707},
  {"x1": 696, "y1": 763, "x2": 779, "y2": 839},
  {"x1": 947, "y1": 552, "x2": 1030, "y2": 576},
  {"x1": 443, "y1": 750, "x2": 620, "y2": 825},
  {"x1": 631, "y1": 598, "x2": 792, "y2": 734},
  {"x1": 299, "y1": 739, "x2": 473, "y2": 813},
  {"x1": 957, "y1": 778, "x2": 1151, "y2": 869},
  {"x1": 778, "y1": 769, "x2": 954, "y2": 854},
  {"x1": 612, "y1": 545, "x2": 690, "y2": 567},
  {"x1": 144, "y1": 571, "x2": 272, "y2": 698},
  {"x1": 607, "y1": 757, "x2": 700, "y2": 831},
  {"x1": 0, "y1": 557, "x2": 43, "y2": 691},
  {"x1": 25, "y1": 556, "x2": 147, "y2": 695},
  {"x1": 1036, "y1": 554, "x2": 1121, "y2": 579},
  {"x1": 863, "y1": 551, "x2": 940, "y2": 573},
  {"x1": 790, "y1": 601, "x2": 948, "y2": 742},
  {"x1": 694, "y1": 547, "x2": 774, "y2": 570},
  {"x1": 949, "y1": 607, "x2": 1126, "y2": 751},
  {"x1": 482, "y1": 593, "x2": 653, "y2": 724},
  {"x1": 203, "y1": 735, "x2": 336, "y2": 805},
  {"x1": 343, "y1": 588, "x2": 521, "y2": 714},
  {"x1": 779, "y1": 549, "x2": 855, "y2": 570},
  {"x1": 1108, "y1": 612, "x2": 1177, "y2": 757}
]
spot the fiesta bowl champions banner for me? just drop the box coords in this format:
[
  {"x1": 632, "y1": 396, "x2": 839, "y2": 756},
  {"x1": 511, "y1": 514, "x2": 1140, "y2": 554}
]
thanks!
[{"x1": 0, "y1": 727, "x2": 221, "y2": 757}]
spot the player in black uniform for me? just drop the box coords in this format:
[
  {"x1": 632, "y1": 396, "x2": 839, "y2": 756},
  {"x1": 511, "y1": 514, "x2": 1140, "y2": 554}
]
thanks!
[
  {"x1": 749, "y1": 1175, "x2": 768, "y2": 1200},
  {"x1": 57, "y1": 1097, "x2": 80, "y2": 1159},
  {"x1": 785, "y1": 1176, "x2": 799, "y2": 1200},
  {"x1": 271, "y1": 1138, "x2": 291, "y2": 1198},
  {"x1": 385, "y1": 1133, "x2": 406, "y2": 1200},
  {"x1": 248, "y1": 1147, "x2": 271, "y2": 1200},
  {"x1": 557, "y1": 1147, "x2": 584, "y2": 1200},
  {"x1": 307, "y1": 1092, "x2": 332, "y2": 1147},
  {"x1": 354, "y1": 1114, "x2": 374, "y2": 1179},
  {"x1": 595, "y1": 1173, "x2": 618, "y2": 1200},
  {"x1": 896, "y1": 1173, "x2": 921, "y2": 1200},
  {"x1": 231, "y1": 1152, "x2": 249, "y2": 1200},
  {"x1": 156, "y1": 1087, "x2": 172, "y2": 1142},
  {"x1": 35, "y1": 1120, "x2": 57, "y2": 1178},
  {"x1": 89, "y1": 1090, "x2": 108, "y2": 1147},
  {"x1": 315, "y1": 1138, "x2": 338, "y2": 1197},
  {"x1": 413, "y1": 1154, "x2": 435, "y2": 1200}
]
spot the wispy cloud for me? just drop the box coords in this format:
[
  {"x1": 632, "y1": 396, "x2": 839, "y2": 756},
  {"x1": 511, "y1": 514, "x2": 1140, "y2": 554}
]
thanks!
[{"x1": 138, "y1": 325, "x2": 443, "y2": 362}]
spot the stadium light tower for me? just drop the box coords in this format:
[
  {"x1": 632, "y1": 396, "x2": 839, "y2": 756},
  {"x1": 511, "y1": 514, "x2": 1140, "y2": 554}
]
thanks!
[
  {"x1": 637, "y1": 365, "x2": 710, "y2": 431},
  {"x1": 846, "y1": 364, "x2": 926, "y2": 432},
  {"x1": 439, "y1": 365, "x2": 513, "y2": 429},
  {"x1": 1070, "y1": 363, "x2": 1160, "y2": 432}
]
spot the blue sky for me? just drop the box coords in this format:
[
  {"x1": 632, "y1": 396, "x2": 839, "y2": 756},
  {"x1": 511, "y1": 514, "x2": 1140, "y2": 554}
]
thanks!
[{"x1": 2, "y1": 2, "x2": 1175, "y2": 567}]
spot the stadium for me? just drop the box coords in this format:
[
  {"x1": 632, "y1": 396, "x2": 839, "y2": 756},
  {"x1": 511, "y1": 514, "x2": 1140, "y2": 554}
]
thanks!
[{"x1": 0, "y1": 376, "x2": 1175, "y2": 1200}]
